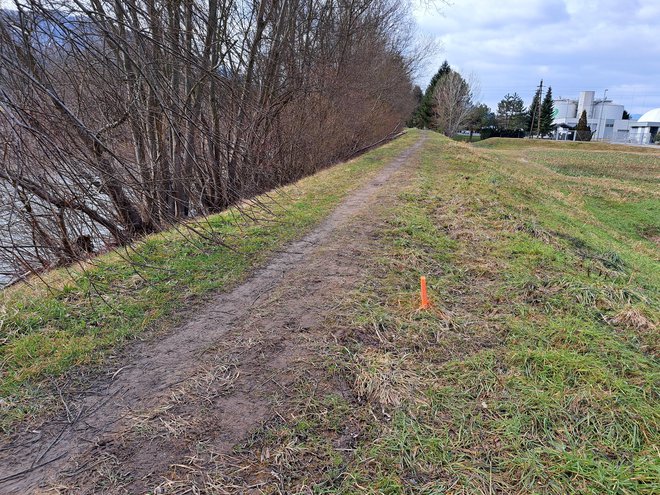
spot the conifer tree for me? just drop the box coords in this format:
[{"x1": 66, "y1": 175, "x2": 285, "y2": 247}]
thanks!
[
  {"x1": 576, "y1": 109, "x2": 591, "y2": 141},
  {"x1": 407, "y1": 85, "x2": 424, "y2": 127},
  {"x1": 497, "y1": 93, "x2": 526, "y2": 130},
  {"x1": 540, "y1": 87, "x2": 554, "y2": 136}
]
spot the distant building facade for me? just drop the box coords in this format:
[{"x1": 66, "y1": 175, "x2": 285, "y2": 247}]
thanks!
[
  {"x1": 630, "y1": 108, "x2": 660, "y2": 144},
  {"x1": 551, "y1": 91, "x2": 660, "y2": 144}
]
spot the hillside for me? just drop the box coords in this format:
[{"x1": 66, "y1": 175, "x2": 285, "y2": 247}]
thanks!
[{"x1": 1, "y1": 131, "x2": 658, "y2": 494}]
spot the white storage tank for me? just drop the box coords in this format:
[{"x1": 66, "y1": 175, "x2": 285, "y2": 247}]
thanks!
[
  {"x1": 594, "y1": 102, "x2": 624, "y2": 120},
  {"x1": 553, "y1": 99, "x2": 577, "y2": 119}
]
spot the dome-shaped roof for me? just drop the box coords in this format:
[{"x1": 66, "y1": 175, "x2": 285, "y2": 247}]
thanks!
[{"x1": 638, "y1": 108, "x2": 660, "y2": 122}]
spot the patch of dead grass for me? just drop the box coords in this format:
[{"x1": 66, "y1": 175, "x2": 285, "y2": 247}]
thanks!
[
  {"x1": 351, "y1": 349, "x2": 424, "y2": 408},
  {"x1": 607, "y1": 305, "x2": 657, "y2": 332}
]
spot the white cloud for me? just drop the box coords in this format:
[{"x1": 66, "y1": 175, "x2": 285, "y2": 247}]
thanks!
[
  {"x1": 414, "y1": 0, "x2": 660, "y2": 114},
  {"x1": 415, "y1": 0, "x2": 565, "y2": 31}
]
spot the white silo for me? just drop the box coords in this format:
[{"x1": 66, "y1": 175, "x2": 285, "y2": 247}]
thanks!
[
  {"x1": 553, "y1": 99, "x2": 577, "y2": 119},
  {"x1": 577, "y1": 91, "x2": 595, "y2": 118},
  {"x1": 599, "y1": 103, "x2": 624, "y2": 120}
]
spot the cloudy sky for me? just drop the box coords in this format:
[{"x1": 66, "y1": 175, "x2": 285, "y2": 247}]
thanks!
[{"x1": 413, "y1": 0, "x2": 660, "y2": 116}]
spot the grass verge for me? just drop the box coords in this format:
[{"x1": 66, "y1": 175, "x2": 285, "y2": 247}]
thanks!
[{"x1": 0, "y1": 130, "x2": 421, "y2": 431}]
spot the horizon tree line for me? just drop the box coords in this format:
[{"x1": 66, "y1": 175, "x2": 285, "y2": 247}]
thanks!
[
  {"x1": 408, "y1": 60, "x2": 483, "y2": 138},
  {"x1": 408, "y1": 64, "x2": 560, "y2": 140}
]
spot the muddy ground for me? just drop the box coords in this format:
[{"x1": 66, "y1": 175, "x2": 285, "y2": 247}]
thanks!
[{"x1": 0, "y1": 135, "x2": 426, "y2": 494}]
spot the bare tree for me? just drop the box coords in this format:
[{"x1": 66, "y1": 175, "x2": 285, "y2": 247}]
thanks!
[
  {"x1": 0, "y1": 0, "x2": 419, "y2": 283},
  {"x1": 432, "y1": 69, "x2": 477, "y2": 137}
]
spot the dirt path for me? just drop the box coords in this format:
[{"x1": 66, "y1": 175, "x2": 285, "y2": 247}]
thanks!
[{"x1": 0, "y1": 134, "x2": 425, "y2": 494}]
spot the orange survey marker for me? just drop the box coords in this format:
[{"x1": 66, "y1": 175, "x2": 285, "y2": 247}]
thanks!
[{"x1": 419, "y1": 276, "x2": 430, "y2": 309}]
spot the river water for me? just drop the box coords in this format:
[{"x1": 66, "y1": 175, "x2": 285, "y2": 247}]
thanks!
[
  {"x1": 0, "y1": 192, "x2": 112, "y2": 288},
  {"x1": 0, "y1": 199, "x2": 15, "y2": 287},
  {"x1": 0, "y1": 266, "x2": 10, "y2": 287},
  {"x1": 0, "y1": 205, "x2": 28, "y2": 288}
]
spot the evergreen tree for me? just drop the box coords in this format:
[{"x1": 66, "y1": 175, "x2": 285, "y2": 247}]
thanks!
[
  {"x1": 412, "y1": 61, "x2": 451, "y2": 129},
  {"x1": 575, "y1": 109, "x2": 591, "y2": 141},
  {"x1": 407, "y1": 85, "x2": 424, "y2": 127},
  {"x1": 466, "y1": 103, "x2": 491, "y2": 141},
  {"x1": 526, "y1": 86, "x2": 542, "y2": 134},
  {"x1": 412, "y1": 85, "x2": 423, "y2": 106},
  {"x1": 622, "y1": 110, "x2": 631, "y2": 120},
  {"x1": 540, "y1": 86, "x2": 554, "y2": 136},
  {"x1": 496, "y1": 93, "x2": 526, "y2": 130}
]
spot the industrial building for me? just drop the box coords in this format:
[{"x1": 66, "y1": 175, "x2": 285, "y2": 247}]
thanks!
[
  {"x1": 630, "y1": 108, "x2": 660, "y2": 144},
  {"x1": 551, "y1": 91, "x2": 660, "y2": 144}
]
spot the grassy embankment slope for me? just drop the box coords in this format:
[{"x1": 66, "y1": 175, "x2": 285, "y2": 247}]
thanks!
[
  {"x1": 0, "y1": 131, "x2": 421, "y2": 431},
  {"x1": 2, "y1": 131, "x2": 658, "y2": 493},
  {"x1": 234, "y1": 136, "x2": 659, "y2": 493}
]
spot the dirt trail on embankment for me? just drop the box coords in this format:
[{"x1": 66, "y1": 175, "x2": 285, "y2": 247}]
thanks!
[{"x1": 0, "y1": 134, "x2": 426, "y2": 494}]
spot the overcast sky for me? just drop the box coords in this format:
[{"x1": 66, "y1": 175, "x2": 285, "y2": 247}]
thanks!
[
  {"x1": 414, "y1": 0, "x2": 660, "y2": 116},
  {"x1": 2, "y1": 1, "x2": 657, "y2": 116}
]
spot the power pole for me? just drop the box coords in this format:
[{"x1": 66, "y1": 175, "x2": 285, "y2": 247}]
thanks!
[
  {"x1": 528, "y1": 79, "x2": 543, "y2": 138},
  {"x1": 536, "y1": 80, "x2": 543, "y2": 138},
  {"x1": 598, "y1": 88, "x2": 608, "y2": 141}
]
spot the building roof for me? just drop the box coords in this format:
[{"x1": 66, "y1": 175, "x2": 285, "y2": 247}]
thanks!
[{"x1": 638, "y1": 108, "x2": 660, "y2": 123}]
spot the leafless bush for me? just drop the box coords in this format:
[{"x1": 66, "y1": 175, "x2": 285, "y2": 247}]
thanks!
[{"x1": 0, "y1": 0, "x2": 419, "y2": 282}]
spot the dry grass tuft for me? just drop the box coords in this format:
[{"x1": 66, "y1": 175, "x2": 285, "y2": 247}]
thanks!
[
  {"x1": 170, "y1": 363, "x2": 240, "y2": 406},
  {"x1": 130, "y1": 404, "x2": 197, "y2": 439},
  {"x1": 260, "y1": 437, "x2": 308, "y2": 468},
  {"x1": 352, "y1": 349, "x2": 421, "y2": 407},
  {"x1": 514, "y1": 219, "x2": 553, "y2": 243},
  {"x1": 151, "y1": 449, "x2": 273, "y2": 494},
  {"x1": 608, "y1": 305, "x2": 657, "y2": 332}
]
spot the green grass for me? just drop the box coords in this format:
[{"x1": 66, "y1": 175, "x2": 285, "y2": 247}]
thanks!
[
  {"x1": 475, "y1": 137, "x2": 660, "y2": 154},
  {"x1": 452, "y1": 133, "x2": 481, "y2": 143},
  {"x1": 231, "y1": 133, "x2": 659, "y2": 493},
  {"x1": 584, "y1": 197, "x2": 659, "y2": 243},
  {"x1": 0, "y1": 130, "x2": 422, "y2": 431},
  {"x1": 526, "y1": 149, "x2": 658, "y2": 183}
]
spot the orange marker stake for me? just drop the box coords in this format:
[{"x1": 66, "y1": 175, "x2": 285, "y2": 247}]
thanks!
[{"x1": 419, "y1": 276, "x2": 430, "y2": 309}]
